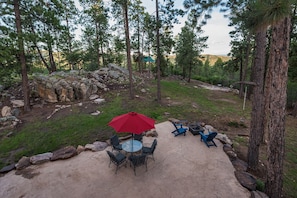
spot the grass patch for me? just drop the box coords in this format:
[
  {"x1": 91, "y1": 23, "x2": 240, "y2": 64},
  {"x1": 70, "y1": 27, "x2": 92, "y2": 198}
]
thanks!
[
  {"x1": 160, "y1": 80, "x2": 249, "y2": 118},
  {"x1": 234, "y1": 136, "x2": 247, "y2": 144},
  {"x1": 227, "y1": 121, "x2": 247, "y2": 128},
  {"x1": 0, "y1": 114, "x2": 111, "y2": 165},
  {"x1": 232, "y1": 136, "x2": 248, "y2": 153}
]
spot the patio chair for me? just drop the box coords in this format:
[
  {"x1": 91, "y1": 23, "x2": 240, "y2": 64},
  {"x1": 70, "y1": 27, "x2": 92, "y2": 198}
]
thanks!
[
  {"x1": 106, "y1": 150, "x2": 127, "y2": 174},
  {"x1": 199, "y1": 131, "x2": 218, "y2": 147},
  {"x1": 128, "y1": 154, "x2": 147, "y2": 175},
  {"x1": 170, "y1": 121, "x2": 188, "y2": 137},
  {"x1": 110, "y1": 135, "x2": 122, "y2": 152},
  {"x1": 133, "y1": 133, "x2": 143, "y2": 142},
  {"x1": 142, "y1": 139, "x2": 157, "y2": 161}
]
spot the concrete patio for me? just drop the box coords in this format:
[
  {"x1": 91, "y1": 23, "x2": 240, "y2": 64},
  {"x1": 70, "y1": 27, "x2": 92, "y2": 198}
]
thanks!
[{"x1": 0, "y1": 121, "x2": 250, "y2": 198}]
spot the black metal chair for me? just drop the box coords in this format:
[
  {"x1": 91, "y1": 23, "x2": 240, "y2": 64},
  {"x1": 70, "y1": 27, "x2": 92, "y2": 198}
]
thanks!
[
  {"x1": 142, "y1": 139, "x2": 157, "y2": 161},
  {"x1": 110, "y1": 135, "x2": 122, "y2": 152},
  {"x1": 199, "y1": 131, "x2": 218, "y2": 147},
  {"x1": 133, "y1": 133, "x2": 143, "y2": 142},
  {"x1": 106, "y1": 150, "x2": 127, "y2": 174},
  {"x1": 128, "y1": 154, "x2": 147, "y2": 175}
]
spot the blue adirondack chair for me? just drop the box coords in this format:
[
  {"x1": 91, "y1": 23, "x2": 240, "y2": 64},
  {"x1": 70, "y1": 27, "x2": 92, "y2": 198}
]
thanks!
[
  {"x1": 171, "y1": 121, "x2": 188, "y2": 137},
  {"x1": 199, "y1": 131, "x2": 218, "y2": 147}
]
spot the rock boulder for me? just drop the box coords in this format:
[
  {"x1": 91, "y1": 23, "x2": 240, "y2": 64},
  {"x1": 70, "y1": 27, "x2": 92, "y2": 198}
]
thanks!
[
  {"x1": 251, "y1": 190, "x2": 269, "y2": 198},
  {"x1": 85, "y1": 141, "x2": 108, "y2": 152},
  {"x1": 15, "y1": 156, "x2": 31, "y2": 170},
  {"x1": 30, "y1": 152, "x2": 53, "y2": 165},
  {"x1": 51, "y1": 146, "x2": 77, "y2": 161},
  {"x1": 231, "y1": 158, "x2": 248, "y2": 171},
  {"x1": 235, "y1": 171, "x2": 257, "y2": 191},
  {"x1": 0, "y1": 163, "x2": 15, "y2": 173},
  {"x1": 33, "y1": 66, "x2": 133, "y2": 103},
  {"x1": 1, "y1": 106, "x2": 11, "y2": 117}
]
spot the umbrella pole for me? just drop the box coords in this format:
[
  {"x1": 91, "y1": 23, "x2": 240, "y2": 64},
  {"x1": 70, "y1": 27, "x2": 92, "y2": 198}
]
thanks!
[{"x1": 132, "y1": 133, "x2": 134, "y2": 155}]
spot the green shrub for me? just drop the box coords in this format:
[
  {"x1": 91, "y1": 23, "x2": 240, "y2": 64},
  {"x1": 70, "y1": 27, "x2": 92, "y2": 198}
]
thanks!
[
  {"x1": 30, "y1": 66, "x2": 49, "y2": 74},
  {"x1": 0, "y1": 72, "x2": 21, "y2": 88},
  {"x1": 256, "y1": 179, "x2": 265, "y2": 192}
]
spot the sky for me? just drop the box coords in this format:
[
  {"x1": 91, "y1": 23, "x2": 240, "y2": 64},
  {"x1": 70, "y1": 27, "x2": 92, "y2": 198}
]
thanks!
[
  {"x1": 142, "y1": 1, "x2": 233, "y2": 55},
  {"x1": 74, "y1": 0, "x2": 233, "y2": 56},
  {"x1": 200, "y1": 12, "x2": 233, "y2": 55}
]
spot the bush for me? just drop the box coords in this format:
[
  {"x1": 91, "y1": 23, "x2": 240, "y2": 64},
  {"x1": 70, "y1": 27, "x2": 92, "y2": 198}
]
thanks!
[
  {"x1": 84, "y1": 62, "x2": 98, "y2": 71},
  {"x1": 256, "y1": 179, "x2": 265, "y2": 192},
  {"x1": 0, "y1": 71, "x2": 21, "y2": 88},
  {"x1": 192, "y1": 75, "x2": 236, "y2": 88},
  {"x1": 30, "y1": 66, "x2": 49, "y2": 74},
  {"x1": 192, "y1": 75, "x2": 207, "y2": 82}
]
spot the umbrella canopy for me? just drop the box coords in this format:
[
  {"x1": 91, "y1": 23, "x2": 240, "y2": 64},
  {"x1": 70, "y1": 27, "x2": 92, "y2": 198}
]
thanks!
[
  {"x1": 142, "y1": 56, "x2": 155, "y2": 63},
  {"x1": 108, "y1": 112, "x2": 155, "y2": 134}
]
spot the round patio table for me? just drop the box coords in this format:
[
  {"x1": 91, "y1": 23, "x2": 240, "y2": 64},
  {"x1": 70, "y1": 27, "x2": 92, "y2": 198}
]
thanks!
[{"x1": 122, "y1": 140, "x2": 142, "y2": 153}]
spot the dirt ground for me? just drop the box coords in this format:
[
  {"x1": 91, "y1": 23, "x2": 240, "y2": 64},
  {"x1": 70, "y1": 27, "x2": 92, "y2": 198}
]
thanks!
[{"x1": 0, "y1": 121, "x2": 250, "y2": 198}]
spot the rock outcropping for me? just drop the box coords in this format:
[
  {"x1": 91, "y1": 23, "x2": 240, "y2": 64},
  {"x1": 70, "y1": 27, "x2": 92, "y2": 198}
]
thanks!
[
  {"x1": 33, "y1": 64, "x2": 133, "y2": 103},
  {"x1": 0, "y1": 64, "x2": 136, "y2": 130}
]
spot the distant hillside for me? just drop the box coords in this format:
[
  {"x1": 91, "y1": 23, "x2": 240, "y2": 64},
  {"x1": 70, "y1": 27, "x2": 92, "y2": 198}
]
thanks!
[
  {"x1": 167, "y1": 54, "x2": 230, "y2": 66},
  {"x1": 199, "y1": 54, "x2": 231, "y2": 66}
]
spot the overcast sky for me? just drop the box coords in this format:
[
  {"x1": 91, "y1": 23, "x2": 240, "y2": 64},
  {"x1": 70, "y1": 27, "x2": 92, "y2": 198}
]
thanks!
[
  {"x1": 142, "y1": 1, "x2": 233, "y2": 55},
  {"x1": 75, "y1": 0, "x2": 233, "y2": 56},
  {"x1": 201, "y1": 12, "x2": 233, "y2": 55}
]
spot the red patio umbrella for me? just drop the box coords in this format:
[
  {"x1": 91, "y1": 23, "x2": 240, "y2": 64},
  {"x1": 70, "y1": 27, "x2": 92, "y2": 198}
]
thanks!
[{"x1": 108, "y1": 112, "x2": 155, "y2": 134}]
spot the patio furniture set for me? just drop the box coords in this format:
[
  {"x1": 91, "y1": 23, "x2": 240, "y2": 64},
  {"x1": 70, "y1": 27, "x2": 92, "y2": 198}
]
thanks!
[
  {"x1": 107, "y1": 112, "x2": 157, "y2": 175},
  {"x1": 170, "y1": 120, "x2": 218, "y2": 148},
  {"x1": 107, "y1": 134, "x2": 157, "y2": 175},
  {"x1": 106, "y1": 111, "x2": 217, "y2": 175}
]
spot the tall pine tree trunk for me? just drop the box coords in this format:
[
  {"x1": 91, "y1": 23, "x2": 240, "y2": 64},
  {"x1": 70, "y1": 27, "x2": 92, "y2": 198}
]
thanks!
[
  {"x1": 48, "y1": 43, "x2": 57, "y2": 73},
  {"x1": 98, "y1": 23, "x2": 105, "y2": 67},
  {"x1": 122, "y1": 2, "x2": 133, "y2": 99},
  {"x1": 137, "y1": 17, "x2": 142, "y2": 73},
  {"x1": 100, "y1": 42, "x2": 105, "y2": 67},
  {"x1": 248, "y1": 29, "x2": 266, "y2": 170},
  {"x1": 155, "y1": 0, "x2": 161, "y2": 102},
  {"x1": 13, "y1": 0, "x2": 30, "y2": 112},
  {"x1": 239, "y1": 48, "x2": 244, "y2": 98},
  {"x1": 240, "y1": 34, "x2": 251, "y2": 98},
  {"x1": 65, "y1": 6, "x2": 73, "y2": 70},
  {"x1": 95, "y1": 23, "x2": 101, "y2": 68},
  {"x1": 265, "y1": 16, "x2": 290, "y2": 198},
  {"x1": 188, "y1": 64, "x2": 192, "y2": 83}
]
